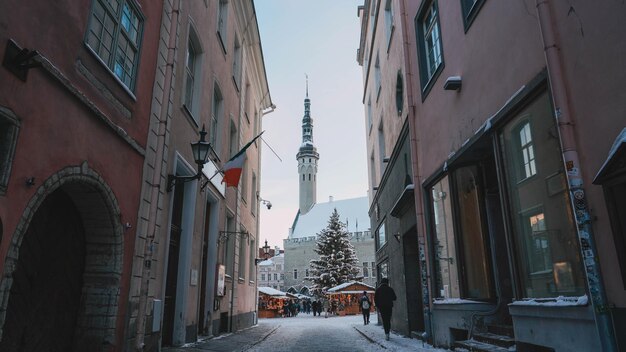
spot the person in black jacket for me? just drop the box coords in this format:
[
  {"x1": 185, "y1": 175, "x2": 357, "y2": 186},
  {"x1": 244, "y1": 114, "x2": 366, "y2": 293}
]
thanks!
[
  {"x1": 374, "y1": 278, "x2": 396, "y2": 340},
  {"x1": 359, "y1": 291, "x2": 372, "y2": 325}
]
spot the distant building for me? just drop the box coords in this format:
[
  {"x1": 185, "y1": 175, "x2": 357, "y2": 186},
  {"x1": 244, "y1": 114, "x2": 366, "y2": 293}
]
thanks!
[
  {"x1": 284, "y1": 197, "x2": 376, "y2": 294},
  {"x1": 257, "y1": 252, "x2": 285, "y2": 291}
]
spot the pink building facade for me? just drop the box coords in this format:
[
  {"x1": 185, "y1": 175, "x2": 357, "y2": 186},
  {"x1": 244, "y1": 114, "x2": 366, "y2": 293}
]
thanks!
[{"x1": 360, "y1": 0, "x2": 626, "y2": 350}]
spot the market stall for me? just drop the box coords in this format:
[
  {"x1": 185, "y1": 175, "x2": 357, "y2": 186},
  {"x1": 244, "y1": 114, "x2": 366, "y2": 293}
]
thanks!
[
  {"x1": 258, "y1": 287, "x2": 289, "y2": 318},
  {"x1": 327, "y1": 281, "x2": 375, "y2": 315}
]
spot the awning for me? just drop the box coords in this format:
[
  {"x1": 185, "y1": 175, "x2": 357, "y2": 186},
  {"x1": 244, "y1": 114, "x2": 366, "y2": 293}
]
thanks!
[{"x1": 594, "y1": 128, "x2": 626, "y2": 184}]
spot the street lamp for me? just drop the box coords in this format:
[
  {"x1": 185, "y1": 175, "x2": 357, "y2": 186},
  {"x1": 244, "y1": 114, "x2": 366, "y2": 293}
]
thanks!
[
  {"x1": 167, "y1": 125, "x2": 212, "y2": 192},
  {"x1": 255, "y1": 240, "x2": 271, "y2": 265}
]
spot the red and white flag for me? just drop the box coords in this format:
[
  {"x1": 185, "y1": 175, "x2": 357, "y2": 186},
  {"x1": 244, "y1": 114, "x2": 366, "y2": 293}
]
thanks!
[{"x1": 221, "y1": 131, "x2": 264, "y2": 187}]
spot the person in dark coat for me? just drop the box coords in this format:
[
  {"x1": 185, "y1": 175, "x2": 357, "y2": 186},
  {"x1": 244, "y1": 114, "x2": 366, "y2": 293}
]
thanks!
[
  {"x1": 374, "y1": 278, "x2": 396, "y2": 340},
  {"x1": 359, "y1": 291, "x2": 372, "y2": 325}
]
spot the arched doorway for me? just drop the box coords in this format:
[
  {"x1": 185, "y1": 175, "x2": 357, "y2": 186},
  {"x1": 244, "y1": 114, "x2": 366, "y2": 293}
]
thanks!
[{"x1": 0, "y1": 167, "x2": 123, "y2": 351}]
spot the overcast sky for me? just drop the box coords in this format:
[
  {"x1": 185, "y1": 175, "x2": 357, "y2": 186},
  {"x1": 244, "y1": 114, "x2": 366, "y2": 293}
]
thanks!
[{"x1": 255, "y1": 0, "x2": 368, "y2": 249}]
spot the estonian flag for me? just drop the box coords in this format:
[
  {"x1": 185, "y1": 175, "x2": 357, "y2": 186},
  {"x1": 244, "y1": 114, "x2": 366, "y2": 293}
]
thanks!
[{"x1": 221, "y1": 131, "x2": 264, "y2": 187}]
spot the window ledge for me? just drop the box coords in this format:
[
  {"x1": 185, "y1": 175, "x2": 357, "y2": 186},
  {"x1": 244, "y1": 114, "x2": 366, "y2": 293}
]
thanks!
[{"x1": 217, "y1": 31, "x2": 227, "y2": 56}]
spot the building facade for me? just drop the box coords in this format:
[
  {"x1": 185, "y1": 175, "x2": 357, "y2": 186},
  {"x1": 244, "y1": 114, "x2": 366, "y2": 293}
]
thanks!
[
  {"x1": 258, "y1": 253, "x2": 285, "y2": 291},
  {"x1": 359, "y1": 0, "x2": 626, "y2": 351},
  {"x1": 129, "y1": 0, "x2": 273, "y2": 350},
  {"x1": 0, "y1": 0, "x2": 163, "y2": 351}
]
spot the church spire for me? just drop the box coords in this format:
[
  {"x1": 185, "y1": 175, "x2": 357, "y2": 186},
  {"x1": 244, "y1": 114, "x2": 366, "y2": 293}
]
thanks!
[{"x1": 297, "y1": 76, "x2": 319, "y2": 215}]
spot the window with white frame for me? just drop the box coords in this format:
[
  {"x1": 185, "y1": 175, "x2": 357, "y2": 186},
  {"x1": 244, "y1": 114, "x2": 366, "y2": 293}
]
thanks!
[
  {"x1": 232, "y1": 36, "x2": 242, "y2": 90},
  {"x1": 85, "y1": 0, "x2": 143, "y2": 90},
  {"x1": 374, "y1": 54, "x2": 381, "y2": 99},
  {"x1": 384, "y1": 0, "x2": 394, "y2": 47},
  {"x1": 184, "y1": 29, "x2": 202, "y2": 118},
  {"x1": 238, "y1": 229, "x2": 247, "y2": 280},
  {"x1": 376, "y1": 220, "x2": 386, "y2": 249},
  {"x1": 261, "y1": 274, "x2": 266, "y2": 281},
  {"x1": 416, "y1": 1, "x2": 443, "y2": 92},
  {"x1": 293, "y1": 269, "x2": 298, "y2": 280},
  {"x1": 217, "y1": 0, "x2": 229, "y2": 50},
  {"x1": 363, "y1": 263, "x2": 369, "y2": 278},
  {"x1": 518, "y1": 121, "x2": 537, "y2": 180}
]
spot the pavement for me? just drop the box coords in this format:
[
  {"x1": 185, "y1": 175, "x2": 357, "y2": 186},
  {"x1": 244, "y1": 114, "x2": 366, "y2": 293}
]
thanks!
[{"x1": 162, "y1": 315, "x2": 448, "y2": 352}]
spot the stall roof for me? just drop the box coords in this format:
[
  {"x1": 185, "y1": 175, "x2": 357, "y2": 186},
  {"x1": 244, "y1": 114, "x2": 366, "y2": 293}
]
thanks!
[
  {"x1": 258, "y1": 287, "x2": 287, "y2": 296},
  {"x1": 327, "y1": 281, "x2": 375, "y2": 292}
]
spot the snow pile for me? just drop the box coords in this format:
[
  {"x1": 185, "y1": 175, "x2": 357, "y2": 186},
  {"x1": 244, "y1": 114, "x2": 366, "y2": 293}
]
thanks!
[
  {"x1": 509, "y1": 295, "x2": 588, "y2": 307},
  {"x1": 433, "y1": 298, "x2": 485, "y2": 305}
]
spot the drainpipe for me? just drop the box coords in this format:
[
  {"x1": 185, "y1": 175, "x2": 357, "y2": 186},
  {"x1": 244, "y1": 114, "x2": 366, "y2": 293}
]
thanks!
[
  {"x1": 135, "y1": 0, "x2": 181, "y2": 350},
  {"x1": 400, "y1": 0, "x2": 433, "y2": 341},
  {"x1": 535, "y1": 1, "x2": 617, "y2": 351}
]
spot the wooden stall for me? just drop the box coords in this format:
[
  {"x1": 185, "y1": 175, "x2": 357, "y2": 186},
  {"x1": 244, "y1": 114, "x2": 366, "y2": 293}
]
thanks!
[
  {"x1": 258, "y1": 287, "x2": 289, "y2": 318},
  {"x1": 327, "y1": 281, "x2": 375, "y2": 316}
]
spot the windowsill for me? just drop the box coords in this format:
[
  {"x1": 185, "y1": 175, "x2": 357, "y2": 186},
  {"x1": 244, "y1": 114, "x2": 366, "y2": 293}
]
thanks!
[
  {"x1": 386, "y1": 25, "x2": 395, "y2": 54},
  {"x1": 182, "y1": 104, "x2": 200, "y2": 127},
  {"x1": 238, "y1": 277, "x2": 245, "y2": 283},
  {"x1": 420, "y1": 62, "x2": 444, "y2": 102},
  {"x1": 84, "y1": 43, "x2": 137, "y2": 101},
  {"x1": 232, "y1": 75, "x2": 240, "y2": 92},
  {"x1": 376, "y1": 85, "x2": 382, "y2": 103}
]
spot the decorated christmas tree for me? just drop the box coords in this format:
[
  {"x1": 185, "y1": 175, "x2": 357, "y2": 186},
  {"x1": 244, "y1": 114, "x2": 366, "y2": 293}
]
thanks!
[{"x1": 307, "y1": 208, "x2": 362, "y2": 295}]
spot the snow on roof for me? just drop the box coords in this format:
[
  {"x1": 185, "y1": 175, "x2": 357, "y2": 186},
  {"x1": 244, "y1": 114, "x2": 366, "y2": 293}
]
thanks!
[
  {"x1": 290, "y1": 196, "x2": 369, "y2": 238},
  {"x1": 594, "y1": 128, "x2": 626, "y2": 183},
  {"x1": 258, "y1": 287, "x2": 287, "y2": 296},
  {"x1": 509, "y1": 295, "x2": 588, "y2": 307},
  {"x1": 327, "y1": 281, "x2": 375, "y2": 292}
]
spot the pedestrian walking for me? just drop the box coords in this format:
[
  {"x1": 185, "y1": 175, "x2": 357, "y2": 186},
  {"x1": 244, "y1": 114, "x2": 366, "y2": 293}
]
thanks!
[
  {"x1": 359, "y1": 291, "x2": 371, "y2": 325},
  {"x1": 374, "y1": 278, "x2": 396, "y2": 341},
  {"x1": 312, "y1": 300, "x2": 318, "y2": 316},
  {"x1": 323, "y1": 298, "x2": 330, "y2": 318}
]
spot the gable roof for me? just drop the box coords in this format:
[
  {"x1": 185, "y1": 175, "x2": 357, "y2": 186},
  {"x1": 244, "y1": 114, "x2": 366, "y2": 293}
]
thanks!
[
  {"x1": 327, "y1": 281, "x2": 375, "y2": 292},
  {"x1": 290, "y1": 196, "x2": 369, "y2": 239}
]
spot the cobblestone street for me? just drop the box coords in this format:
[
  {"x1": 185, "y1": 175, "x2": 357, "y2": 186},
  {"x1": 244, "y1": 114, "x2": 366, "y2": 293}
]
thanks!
[{"x1": 164, "y1": 314, "x2": 449, "y2": 352}]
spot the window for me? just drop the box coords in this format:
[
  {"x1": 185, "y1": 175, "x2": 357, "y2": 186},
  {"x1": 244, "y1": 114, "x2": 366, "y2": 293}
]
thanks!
[
  {"x1": 225, "y1": 216, "x2": 235, "y2": 277},
  {"x1": 431, "y1": 176, "x2": 460, "y2": 299},
  {"x1": 249, "y1": 237, "x2": 256, "y2": 280},
  {"x1": 384, "y1": 0, "x2": 394, "y2": 48},
  {"x1": 293, "y1": 269, "x2": 298, "y2": 280},
  {"x1": 370, "y1": 151, "x2": 377, "y2": 190},
  {"x1": 238, "y1": 229, "x2": 247, "y2": 280},
  {"x1": 501, "y1": 92, "x2": 585, "y2": 298},
  {"x1": 211, "y1": 85, "x2": 224, "y2": 156},
  {"x1": 217, "y1": 0, "x2": 229, "y2": 51},
  {"x1": 363, "y1": 263, "x2": 369, "y2": 278},
  {"x1": 376, "y1": 221, "x2": 386, "y2": 249},
  {"x1": 251, "y1": 172, "x2": 257, "y2": 215},
  {"x1": 378, "y1": 121, "x2": 386, "y2": 173},
  {"x1": 85, "y1": 0, "x2": 143, "y2": 90},
  {"x1": 261, "y1": 274, "x2": 266, "y2": 281},
  {"x1": 518, "y1": 121, "x2": 537, "y2": 180},
  {"x1": 396, "y1": 71, "x2": 404, "y2": 115},
  {"x1": 229, "y1": 120, "x2": 238, "y2": 158},
  {"x1": 367, "y1": 97, "x2": 373, "y2": 132},
  {"x1": 305, "y1": 269, "x2": 309, "y2": 278},
  {"x1": 241, "y1": 161, "x2": 248, "y2": 201},
  {"x1": 232, "y1": 36, "x2": 242, "y2": 90},
  {"x1": 0, "y1": 106, "x2": 20, "y2": 194},
  {"x1": 374, "y1": 54, "x2": 381, "y2": 100},
  {"x1": 416, "y1": 1, "x2": 443, "y2": 95},
  {"x1": 460, "y1": 0, "x2": 485, "y2": 30},
  {"x1": 184, "y1": 29, "x2": 202, "y2": 118},
  {"x1": 377, "y1": 261, "x2": 388, "y2": 282},
  {"x1": 281, "y1": 273, "x2": 285, "y2": 280},
  {"x1": 371, "y1": 262, "x2": 376, "y2": 278}
]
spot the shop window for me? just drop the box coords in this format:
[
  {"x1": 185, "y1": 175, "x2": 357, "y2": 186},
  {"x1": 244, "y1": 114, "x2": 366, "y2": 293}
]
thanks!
[
  {"x1": 431, "y1": 176, "x2": 460, "y2": 299},
  {"x1": 500, "y1": 92, "x2": 585, "y2": 298}
]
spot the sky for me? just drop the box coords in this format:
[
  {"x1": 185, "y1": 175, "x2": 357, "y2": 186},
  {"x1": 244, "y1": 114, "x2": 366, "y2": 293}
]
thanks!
[{"x1": 255, "y1": 0, "x2": 368, "y2": 249}]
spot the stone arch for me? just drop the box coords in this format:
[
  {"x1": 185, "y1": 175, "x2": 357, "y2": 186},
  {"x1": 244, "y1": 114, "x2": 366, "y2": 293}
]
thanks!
[{"x1": 0, "y1": 162, "x2": 123, "y2": 351}]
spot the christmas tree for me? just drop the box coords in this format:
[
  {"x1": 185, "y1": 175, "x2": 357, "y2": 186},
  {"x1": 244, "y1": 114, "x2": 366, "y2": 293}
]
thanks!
[{"x1": 307, "y1": 208, "x2": 362, "y2": 295}]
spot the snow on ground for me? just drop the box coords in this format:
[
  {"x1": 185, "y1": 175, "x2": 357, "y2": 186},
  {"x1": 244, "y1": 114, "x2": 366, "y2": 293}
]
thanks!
[{"x1": 247, "y1": 313, "x2": 450, "y2": 352}]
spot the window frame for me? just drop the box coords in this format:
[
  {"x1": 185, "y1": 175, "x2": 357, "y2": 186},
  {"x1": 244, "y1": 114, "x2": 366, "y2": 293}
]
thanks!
[
  {"x1": 415, "y1": 0, "x2": 445, "y2": 100},
  {"x1": 217, "y1": 0, "x2": 229, "y2": 54},
  {"x1": 183, "y1": 27, "x2": 203, "y2": 121},
  {"x1": 460, "y1": 0, "x2": 486, "y2": 32},
  {"x1": 84, "y1": 0, "x2": 144, "y2": 92},
  {"x1": 0, "y1": 106, "x2": 20, "y2": 195},
  {"x1": 376, "y1": 219, "x2": 387, "y2": 251}
]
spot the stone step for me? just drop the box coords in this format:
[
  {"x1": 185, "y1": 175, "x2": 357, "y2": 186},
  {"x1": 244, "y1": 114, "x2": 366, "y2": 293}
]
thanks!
[
  {"x1": 487, "y1": 324, "x2": 514, "y2": 338},
  {"x1": 473, "y1": 332, "x2": 516, "y2": 348},
  {"x1": 454, "y1": 339, "x2": 516, "y2": 352}
]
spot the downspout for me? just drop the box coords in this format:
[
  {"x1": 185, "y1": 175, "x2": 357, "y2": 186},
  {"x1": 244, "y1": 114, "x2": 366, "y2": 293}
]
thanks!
[
  {"x1": 135, "y1": 0, "x2": 181, "y2": 350},
  {"x1": 535, "y1": 1, "x2": 617, "y2": 351},
  {"x1": 400, "y1": 0, "x2": 433, "y2": 341}
]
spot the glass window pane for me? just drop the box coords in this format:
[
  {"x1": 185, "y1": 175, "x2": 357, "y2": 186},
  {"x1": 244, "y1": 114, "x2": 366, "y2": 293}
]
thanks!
[
  {"x1": 431, "y1": 176, "x2": 460, "y2": 299},
  {"x1": 500, "y1": 92, "x2": 585, "y2": 298}
]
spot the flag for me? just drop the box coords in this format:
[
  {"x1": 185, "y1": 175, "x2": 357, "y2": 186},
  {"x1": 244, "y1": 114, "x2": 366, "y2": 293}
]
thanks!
[{"x1": 221, "y1": 131, "x2": 264, "y2": 187}]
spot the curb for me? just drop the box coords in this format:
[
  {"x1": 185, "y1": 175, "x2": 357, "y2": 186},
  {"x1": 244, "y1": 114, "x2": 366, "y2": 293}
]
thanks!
[{"x1": 353, "y1": 326, "x2": 387, "y2": 350}]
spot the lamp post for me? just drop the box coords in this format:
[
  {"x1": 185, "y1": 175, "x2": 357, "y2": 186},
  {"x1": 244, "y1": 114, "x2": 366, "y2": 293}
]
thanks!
[
  {"x1": 167, "y1": 125, "x2": 212, "y2": 192},
  {"x1": 255, "y1": 240, "x2": 271, "y2": 265}
]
